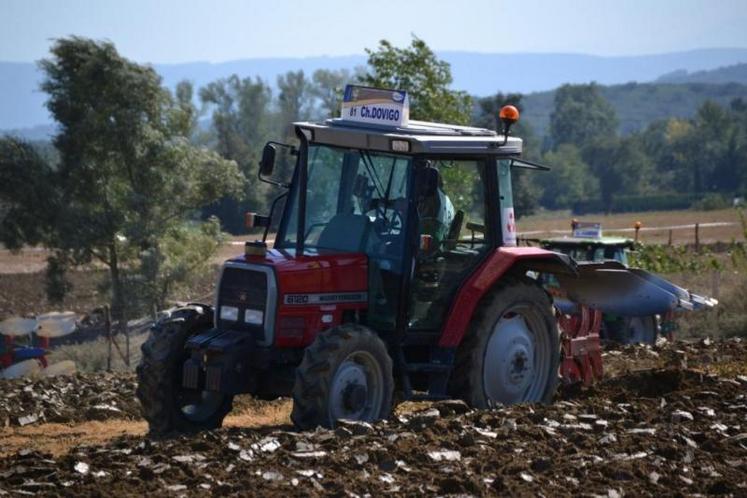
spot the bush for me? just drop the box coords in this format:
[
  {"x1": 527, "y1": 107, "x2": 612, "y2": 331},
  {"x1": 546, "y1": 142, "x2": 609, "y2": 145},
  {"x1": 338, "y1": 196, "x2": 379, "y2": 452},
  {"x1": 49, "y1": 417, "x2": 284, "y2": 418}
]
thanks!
[{"x1": 691, "y1": 193, "x2": 731, "y2": 211}]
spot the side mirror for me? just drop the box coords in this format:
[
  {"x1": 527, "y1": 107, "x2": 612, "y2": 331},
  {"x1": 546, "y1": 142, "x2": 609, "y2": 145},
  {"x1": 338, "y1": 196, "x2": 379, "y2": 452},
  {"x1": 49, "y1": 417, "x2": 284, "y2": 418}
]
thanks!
[{"x1": 260, "y1": 143, "x2": 277, "y2": 177}]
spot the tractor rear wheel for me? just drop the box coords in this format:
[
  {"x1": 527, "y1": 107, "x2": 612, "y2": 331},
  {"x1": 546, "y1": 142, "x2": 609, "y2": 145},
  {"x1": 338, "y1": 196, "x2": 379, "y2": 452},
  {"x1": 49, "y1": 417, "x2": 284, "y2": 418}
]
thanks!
[
  {"x1": 136, "y1": 306, "x2": 233, "y2": 435},
  {"x1": 624, "y1": 315, "x2": 658, "y2": 344},
  {"x1": 449, "y1": 276, "x2": 559, "y2": 408},
  {"x1": 603, "y1": 315, "x2": 658, "y2": 344},
  {"x1": 291, "y1": 324, "x2": 394, "y2": 430}
]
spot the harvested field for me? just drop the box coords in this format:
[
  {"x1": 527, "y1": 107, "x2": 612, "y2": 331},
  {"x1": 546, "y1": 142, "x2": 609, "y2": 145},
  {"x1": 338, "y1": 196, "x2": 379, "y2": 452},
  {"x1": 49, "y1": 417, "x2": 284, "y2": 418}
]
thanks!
[
  {"x1": 0, "y1": 338, "x2": 745, "y2": 496},
  {"x1": 517, "y1": 208, "x2": 745, "y2": 245}
]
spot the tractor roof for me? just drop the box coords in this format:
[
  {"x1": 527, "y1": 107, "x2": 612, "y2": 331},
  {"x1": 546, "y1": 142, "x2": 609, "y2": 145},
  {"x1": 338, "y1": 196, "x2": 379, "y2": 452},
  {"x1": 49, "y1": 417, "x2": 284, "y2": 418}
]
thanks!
[
  {"x1": 541, "y1": 236, "x2": 635, "y2": 248},
  {"x1": 295, "y1": 119, "x2": 523, "y2": 156}
]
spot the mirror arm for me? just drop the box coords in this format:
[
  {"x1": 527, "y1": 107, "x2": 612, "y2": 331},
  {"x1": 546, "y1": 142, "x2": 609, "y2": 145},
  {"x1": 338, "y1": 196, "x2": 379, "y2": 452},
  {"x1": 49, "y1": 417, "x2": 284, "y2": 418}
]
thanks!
[
  {"x1": 258, "y1": 170, "x2": 290, "y2": 188},
  {"x1": 262, "y1": 191, "x2": 288, "y2": 242}
]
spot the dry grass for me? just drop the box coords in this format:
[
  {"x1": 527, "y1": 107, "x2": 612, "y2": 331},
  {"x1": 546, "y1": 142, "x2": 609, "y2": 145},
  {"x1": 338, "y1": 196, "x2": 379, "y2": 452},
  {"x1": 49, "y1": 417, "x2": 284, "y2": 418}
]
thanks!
[
  {"x1": 0, "y1": 419, "x2": 148, "y2": 457},
  {"x1": 47, "y1": 331, "x2": 149, "y2": 373}
]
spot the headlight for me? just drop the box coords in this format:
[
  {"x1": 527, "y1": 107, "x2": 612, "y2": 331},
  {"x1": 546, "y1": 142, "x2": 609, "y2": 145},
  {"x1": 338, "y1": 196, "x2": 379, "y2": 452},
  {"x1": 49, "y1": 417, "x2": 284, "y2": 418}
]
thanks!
[
  {"x1": 220, "y1": 306, "x2": 239, "y2": 321},
  {"x1": 245, "y1": 309, "x2": 264, "y2": 325}
]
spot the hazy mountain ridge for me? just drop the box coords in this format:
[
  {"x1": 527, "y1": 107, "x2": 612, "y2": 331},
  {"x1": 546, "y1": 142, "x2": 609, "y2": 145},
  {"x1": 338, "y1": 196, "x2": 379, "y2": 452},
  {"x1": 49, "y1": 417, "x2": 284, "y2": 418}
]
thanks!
[
  {"x1": 656, "y1": 62, "x2": 747, "y2": 84},
  {"x1": 2, "y1": 48, "x2": 747, "y2": 134}
]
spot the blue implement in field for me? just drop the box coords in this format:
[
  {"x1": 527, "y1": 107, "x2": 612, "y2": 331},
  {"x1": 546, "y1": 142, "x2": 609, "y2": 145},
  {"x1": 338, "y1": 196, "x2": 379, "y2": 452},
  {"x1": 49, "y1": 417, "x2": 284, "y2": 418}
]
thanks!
[{"x1": 556, "y1": 260, "x2": 717, "y2": 317}]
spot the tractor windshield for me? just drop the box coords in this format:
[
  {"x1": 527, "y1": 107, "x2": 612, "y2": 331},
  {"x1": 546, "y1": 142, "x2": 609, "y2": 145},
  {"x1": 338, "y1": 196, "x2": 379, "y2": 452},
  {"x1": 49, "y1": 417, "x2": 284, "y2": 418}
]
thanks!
[{"x1": 278, "y1": 143, "x2": 411, "y2": 258}]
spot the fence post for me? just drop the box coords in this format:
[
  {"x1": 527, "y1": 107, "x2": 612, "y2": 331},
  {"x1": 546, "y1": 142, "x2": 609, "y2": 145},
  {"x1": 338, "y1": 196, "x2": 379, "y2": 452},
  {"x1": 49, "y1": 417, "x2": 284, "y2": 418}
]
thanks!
[
  {"x1": 667, "y1": 229, "x2": 673, "y2": 246},
  {"x1": 105, "y1": 306, "x2": 112, "y2": 372},
  {"x1": 694, "y1": 223, "x2": 700, "y2": 252}
]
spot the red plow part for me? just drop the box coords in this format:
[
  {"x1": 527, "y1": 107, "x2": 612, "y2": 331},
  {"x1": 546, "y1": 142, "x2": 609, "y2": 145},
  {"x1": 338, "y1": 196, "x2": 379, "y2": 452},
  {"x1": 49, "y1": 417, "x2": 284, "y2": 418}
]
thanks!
[{"x1": 557, "y1": 305, "x2": 603, "y2": 386}]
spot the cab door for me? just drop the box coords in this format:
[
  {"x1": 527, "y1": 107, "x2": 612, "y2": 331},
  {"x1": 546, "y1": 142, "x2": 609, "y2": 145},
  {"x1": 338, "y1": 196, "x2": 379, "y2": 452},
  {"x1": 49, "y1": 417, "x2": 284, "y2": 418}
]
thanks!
[{"x1": 407, "y1": 158, "x2": 494, "y2": 332}]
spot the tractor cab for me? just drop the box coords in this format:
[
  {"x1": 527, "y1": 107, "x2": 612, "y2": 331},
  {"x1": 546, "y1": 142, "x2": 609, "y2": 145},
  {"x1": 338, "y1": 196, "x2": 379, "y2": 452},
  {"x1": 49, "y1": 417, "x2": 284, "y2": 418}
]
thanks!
[{"x1": 271, "y1": 115, "x2": 521, "y2": 335}]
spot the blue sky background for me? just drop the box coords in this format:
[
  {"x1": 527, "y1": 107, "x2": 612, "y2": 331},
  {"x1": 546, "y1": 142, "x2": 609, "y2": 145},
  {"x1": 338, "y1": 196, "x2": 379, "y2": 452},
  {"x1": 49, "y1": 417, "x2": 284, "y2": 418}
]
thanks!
[{"x1": 2, "y1": 0, "x2": 747, "y2": 63}]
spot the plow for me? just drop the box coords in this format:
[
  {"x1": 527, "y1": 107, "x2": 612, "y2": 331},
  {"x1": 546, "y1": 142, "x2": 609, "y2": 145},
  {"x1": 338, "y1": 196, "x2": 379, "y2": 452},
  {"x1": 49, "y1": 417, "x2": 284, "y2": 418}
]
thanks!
[{"x1": 0, "y1": 312, "x2": 77, "y2": 379}]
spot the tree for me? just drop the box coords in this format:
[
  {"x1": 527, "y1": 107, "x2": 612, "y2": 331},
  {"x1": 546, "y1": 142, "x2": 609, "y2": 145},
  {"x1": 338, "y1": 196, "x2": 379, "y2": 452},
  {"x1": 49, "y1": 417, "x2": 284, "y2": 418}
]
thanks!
[
  {"x1": 0, "y1": 37, "x2": 244, "y2": 327},
  {"x1": 362, "y1": 37, "x2": 472, "y2": 124},
  {"x1": 583, "y1": 136, "x2": 650, "y2": 213},
  {"x1": 539, "y1": 144, "x2": 598, "y2": 210},
  {"x1": 310, "y1": 68, "x2": 352, "y2": 119},
  {"x1": 200, "y1": 75, "x2": 272, "y2": 232},
  {"x1": 550, "y1": 83, "x2": 618, "y2": 148},
  {"x1": 277, "y1": 70, "x2": 311, "y2": 135}
]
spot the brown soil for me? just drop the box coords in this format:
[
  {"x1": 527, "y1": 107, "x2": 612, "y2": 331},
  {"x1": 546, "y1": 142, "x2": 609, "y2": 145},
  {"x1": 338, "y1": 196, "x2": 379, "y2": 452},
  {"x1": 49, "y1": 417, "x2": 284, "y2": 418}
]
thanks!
[{"x1": 0, "y1": 339, "x2": 745, "y2": 496}]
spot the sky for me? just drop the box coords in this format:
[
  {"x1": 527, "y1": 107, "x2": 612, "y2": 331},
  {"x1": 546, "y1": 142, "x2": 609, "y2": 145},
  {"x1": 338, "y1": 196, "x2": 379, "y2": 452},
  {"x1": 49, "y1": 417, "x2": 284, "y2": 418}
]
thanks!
[{"x1": 1, "y1": 0, "x2": 747, "y2": 63}]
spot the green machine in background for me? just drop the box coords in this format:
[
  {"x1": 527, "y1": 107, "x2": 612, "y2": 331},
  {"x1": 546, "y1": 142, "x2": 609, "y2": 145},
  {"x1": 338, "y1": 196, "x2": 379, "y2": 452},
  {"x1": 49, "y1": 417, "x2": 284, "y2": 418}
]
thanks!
[{"x1": 537, "y1": 222, "x2": 659, "y2": 344}]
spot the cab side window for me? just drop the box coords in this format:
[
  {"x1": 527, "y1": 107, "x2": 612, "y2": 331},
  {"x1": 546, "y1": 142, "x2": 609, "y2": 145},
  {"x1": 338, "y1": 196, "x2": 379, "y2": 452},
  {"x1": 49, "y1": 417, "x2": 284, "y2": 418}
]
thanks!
[{"x1": 409, "y1": 160, "x2": 490, "y2": 330}]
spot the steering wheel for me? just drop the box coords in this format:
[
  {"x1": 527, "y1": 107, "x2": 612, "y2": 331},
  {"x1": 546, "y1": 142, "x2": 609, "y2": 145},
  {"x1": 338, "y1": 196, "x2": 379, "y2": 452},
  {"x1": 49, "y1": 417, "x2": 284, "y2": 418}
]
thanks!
[
  {"x1": 367, "y1": 198, "x2": 406, "y2": 236},
  {"x1": 368, "y1": 207, "x2": 403, "y2": 236}
]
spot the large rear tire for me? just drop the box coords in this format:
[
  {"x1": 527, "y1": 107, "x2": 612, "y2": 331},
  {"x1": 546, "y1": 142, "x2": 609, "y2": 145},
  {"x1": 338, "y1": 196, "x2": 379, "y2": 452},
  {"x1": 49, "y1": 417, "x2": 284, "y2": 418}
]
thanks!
[
  {"x1": 449, "y1": 276, "x2": 559, "y2": 408},
  {"x1": 291, "y1": 324, "x2": 394, "y2": 430},
  {"x1": 136, "y1": 306, "x2": 233, "y2": 435}
]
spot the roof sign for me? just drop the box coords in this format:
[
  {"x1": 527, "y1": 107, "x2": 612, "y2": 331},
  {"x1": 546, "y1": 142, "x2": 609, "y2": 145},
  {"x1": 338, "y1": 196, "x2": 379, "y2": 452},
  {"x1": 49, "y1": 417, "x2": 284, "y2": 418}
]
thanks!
[
  {"x1": 572, "y1": 222, "x2": 603, "y2": 239},
  {"x1": 340, "y1": 85, "x2": 409, "y2": 127}
]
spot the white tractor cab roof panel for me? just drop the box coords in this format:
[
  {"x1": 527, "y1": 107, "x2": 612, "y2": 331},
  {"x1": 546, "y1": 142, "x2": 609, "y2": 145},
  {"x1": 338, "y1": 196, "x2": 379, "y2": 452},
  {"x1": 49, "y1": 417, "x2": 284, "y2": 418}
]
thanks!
[{"x1": 294, "y1": 118, "x2": 523, "y2": 156}]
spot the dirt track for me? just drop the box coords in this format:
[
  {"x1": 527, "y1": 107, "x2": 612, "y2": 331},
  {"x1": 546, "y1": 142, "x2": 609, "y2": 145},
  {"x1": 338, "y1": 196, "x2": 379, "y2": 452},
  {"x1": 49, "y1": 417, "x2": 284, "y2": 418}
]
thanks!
[{"x1": 0, "y1": 338, "x2": 745, "y2": 496}]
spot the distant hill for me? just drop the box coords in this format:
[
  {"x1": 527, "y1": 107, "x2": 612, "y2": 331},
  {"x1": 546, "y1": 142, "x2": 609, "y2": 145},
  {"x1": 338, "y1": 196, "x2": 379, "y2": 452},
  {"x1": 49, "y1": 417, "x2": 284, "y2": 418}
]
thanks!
[
  {"x1": 2, "y1": 47, "x2": 747, "y2": 131},
  {"x1": 656, "y1": 63, "x2": 747, "y2": 85},
  {"x1": 522, "y1": 81, "x2": 747, "y2": 138}
]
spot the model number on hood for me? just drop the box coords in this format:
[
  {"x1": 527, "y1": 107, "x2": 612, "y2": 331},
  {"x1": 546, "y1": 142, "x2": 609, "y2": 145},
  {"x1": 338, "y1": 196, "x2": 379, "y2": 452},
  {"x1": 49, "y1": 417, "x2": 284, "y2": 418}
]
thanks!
[{"x1": 284, "y1": 292, "x2": 367, "y2": 305}]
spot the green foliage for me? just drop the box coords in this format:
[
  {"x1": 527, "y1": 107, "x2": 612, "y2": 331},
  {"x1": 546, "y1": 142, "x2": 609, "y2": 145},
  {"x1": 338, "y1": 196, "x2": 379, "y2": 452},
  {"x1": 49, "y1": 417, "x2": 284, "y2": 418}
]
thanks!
[
  {"x1": 0, "y1": 138, "x2": 58, "y2": 250},
  {"x1": 691, "y1": 193, "x2": 731, "y2": 211},
  {"x1": 311, "y1": 69, "x2": 353, "y2": 118},
  {"x1": 522, "y1": 81, "x2": 747, "y2": 138},
  {"x1": 199, "y1": 75, "x2": 272, "y2": 232},
  {"x1": 550, "y1": 83, "x2": 618, "y2": 147},
  {"x1": 140, "y1": 217, "x2": 226, "y2": 310},
  {"x1": 582, "y1": 135, "x2": 652, "y2": 213},
  {"x1": 538, "y1": 144, "x2": 598, "y2": 210},
  {"x1": 277, "y1": 70, "x2": 311, "y2": 134},
  {"x1": 0, "y1": 37, "x2": 244, "y2": 323},
  {"x1": 629, "y1": 244, "x2": 716, "y2": 274},
  {"x1": 362, "y1": 37, "x2": 472, "y2": 125}
]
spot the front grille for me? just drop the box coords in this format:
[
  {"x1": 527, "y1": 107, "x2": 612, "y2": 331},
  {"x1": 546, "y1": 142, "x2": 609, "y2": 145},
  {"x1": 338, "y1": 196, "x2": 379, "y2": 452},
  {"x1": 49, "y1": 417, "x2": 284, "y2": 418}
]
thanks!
[{"x1": 217, "y1": 267, "x2": 268, "y2": 336}]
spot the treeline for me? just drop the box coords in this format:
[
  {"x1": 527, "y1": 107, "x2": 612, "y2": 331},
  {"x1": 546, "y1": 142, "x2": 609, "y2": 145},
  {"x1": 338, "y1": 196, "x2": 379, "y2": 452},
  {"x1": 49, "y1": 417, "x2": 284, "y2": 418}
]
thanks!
[
  {"x1": 188, "y1": 49, "x2": 747, "y2": 220},
  {"x1": 473, "y1": 85, "x2": 747, "y2": 215},
  {"x1": 1, "y1": 35, "x2": 745, "y2": 317}
]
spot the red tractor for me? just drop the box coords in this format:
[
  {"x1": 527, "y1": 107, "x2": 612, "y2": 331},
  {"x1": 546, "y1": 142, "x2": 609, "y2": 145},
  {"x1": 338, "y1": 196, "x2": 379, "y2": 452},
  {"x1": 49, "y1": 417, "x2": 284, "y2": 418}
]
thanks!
[{"x1": 136, "y1": 86, "x2": 709, "y2": 432}]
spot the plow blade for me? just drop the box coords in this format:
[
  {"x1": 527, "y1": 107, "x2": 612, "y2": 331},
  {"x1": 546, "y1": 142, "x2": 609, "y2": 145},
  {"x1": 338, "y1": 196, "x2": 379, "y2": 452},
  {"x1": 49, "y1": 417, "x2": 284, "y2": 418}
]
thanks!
[{"x1": 555, "y1": 261, "x2": 716, "y2": 317}]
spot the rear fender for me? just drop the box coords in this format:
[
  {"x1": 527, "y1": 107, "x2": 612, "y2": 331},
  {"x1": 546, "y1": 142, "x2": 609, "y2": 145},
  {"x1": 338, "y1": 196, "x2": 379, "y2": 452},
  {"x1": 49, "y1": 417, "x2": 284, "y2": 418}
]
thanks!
[{"x1": 437, "y1": 247, "x2": 576, "y2": 348}]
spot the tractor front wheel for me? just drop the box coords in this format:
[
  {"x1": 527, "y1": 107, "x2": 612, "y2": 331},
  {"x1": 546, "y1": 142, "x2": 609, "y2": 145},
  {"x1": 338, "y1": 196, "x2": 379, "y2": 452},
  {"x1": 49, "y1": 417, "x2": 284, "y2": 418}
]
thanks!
[
  {"x1": 291, "y1": 324, "x2": 394, "y2": 430},
  {"x1": 136, "y1": 306, "x2": 233, "y2": 435},
  {"x1": 450, "y1": 276, "x2": 559, "y2": 408}
]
